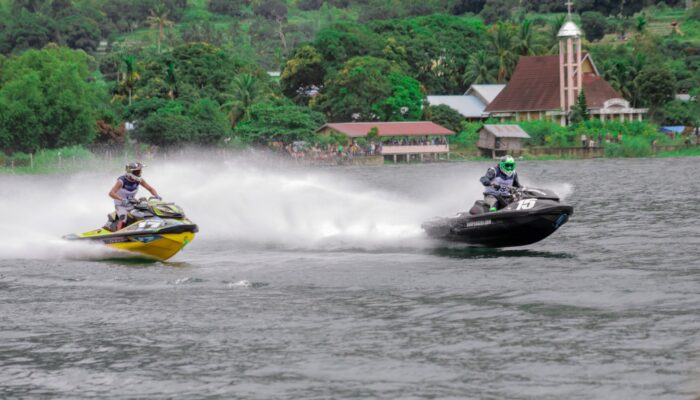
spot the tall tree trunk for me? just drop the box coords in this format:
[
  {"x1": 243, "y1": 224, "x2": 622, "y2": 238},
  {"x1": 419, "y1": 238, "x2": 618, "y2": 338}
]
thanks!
[
  {"x1": 276, "y1": 18, "x2": 288, "y2": 57},
  {"x1": 158, "y1": 24, "x2": 163, "y2": 53}
]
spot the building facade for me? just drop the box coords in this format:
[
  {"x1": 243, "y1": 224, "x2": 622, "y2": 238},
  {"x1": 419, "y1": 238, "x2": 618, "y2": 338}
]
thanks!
[{"x1": 484, "y1": 9, "x2": 647, "y2": 126}]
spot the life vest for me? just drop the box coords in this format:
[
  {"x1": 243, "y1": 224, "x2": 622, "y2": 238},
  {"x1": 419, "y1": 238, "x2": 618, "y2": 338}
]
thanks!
[
  {"x1": 483, "y1": 166, "x2": 518, "y2": 196},
  {"x1": 114, "y1": 175, "x2": 140, "y2": 205}
]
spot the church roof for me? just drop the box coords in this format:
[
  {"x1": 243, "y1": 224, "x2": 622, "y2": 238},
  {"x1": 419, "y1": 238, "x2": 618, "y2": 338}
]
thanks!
[
  {"x1": 485, "y1": 55, "x2": 623, "y2": 113},
  {"x1": 558, "y1": 20, "x2": 582, "y2": 37}
]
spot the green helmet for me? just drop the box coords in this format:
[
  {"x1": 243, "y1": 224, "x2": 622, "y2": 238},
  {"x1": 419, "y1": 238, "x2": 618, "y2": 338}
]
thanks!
[{"x1": 499, "y1": 155, "x2": 516, "y2": 176}]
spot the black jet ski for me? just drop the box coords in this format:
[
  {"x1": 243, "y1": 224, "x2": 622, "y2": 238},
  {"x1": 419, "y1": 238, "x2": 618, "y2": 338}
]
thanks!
[{"x1": 422, "y1": 187, "x2": 573, "y2": 247}]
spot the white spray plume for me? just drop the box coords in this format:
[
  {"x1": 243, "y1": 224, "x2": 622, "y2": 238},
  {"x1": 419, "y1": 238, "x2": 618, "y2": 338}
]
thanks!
[{"x1": 0, "y1": 152, "x2": 571, "y2": 258}]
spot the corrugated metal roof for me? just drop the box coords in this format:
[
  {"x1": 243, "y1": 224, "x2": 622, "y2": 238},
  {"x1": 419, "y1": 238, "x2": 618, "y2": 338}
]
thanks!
[
  {"x1": 426, "y1": 95, "x2": 487, "y2": 118},
  {"x1": 318, "y1": 122, "x2": 455, "y2": 137},
  {"x1": 481, "y1": 124, "x2": 531, "y2": 138},
  {"x1": 466, "y1": 84, "x2": 506, "y2": 104}
]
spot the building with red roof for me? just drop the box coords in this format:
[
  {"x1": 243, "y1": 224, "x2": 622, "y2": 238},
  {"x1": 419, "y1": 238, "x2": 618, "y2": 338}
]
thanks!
[
  {"x1": 316, "y1": 121, "x2": 455, "y2": 163},
  {"x1": 485, "y1": 11, "x2": 647, "y2": 126}
]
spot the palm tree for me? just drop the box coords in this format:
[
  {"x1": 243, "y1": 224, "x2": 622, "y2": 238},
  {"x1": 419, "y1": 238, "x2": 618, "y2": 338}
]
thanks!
[
  {"x1": 546, "y1": 15, "x2": 566, "y2": 54},
  {"x1": 489, "y1": 22, "x2": 517, "y2": 83},
  {"x1": 122, "y1": 55, "x2": 140, "y2": 105},
  {"x1": 635, "y1": 15, "x2": 647, "y2": 34},
  {"x1": 221, "y1": 74, "x2": 268, "y2": 126},
  {"x1": 515, "y1": 19, "x2": 545, "y2": 56},
  {"x1": 463, "y1": 50, "x2": 497, "y2": 86},
  {"x1": 146, "y1": 4, "x2": 174, "y2": 53},
  {"x1": 165, "y1": 61, "x2": 176, "y2": 99}
]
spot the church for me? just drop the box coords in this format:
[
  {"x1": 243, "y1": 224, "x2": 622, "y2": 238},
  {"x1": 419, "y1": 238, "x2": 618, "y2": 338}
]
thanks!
[{"x1": 484, "y1": 7, "x2": 647, "y2": 126}]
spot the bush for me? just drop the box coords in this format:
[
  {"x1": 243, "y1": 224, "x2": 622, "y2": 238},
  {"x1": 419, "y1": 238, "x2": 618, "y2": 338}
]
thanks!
[
  {"x1": 423, "y1": 104, "x2": 464, "y2": 133},
  {"x1": 581, "y1": 11, "x2": 609, "y2": 42},
  {"x1": 518, "y1": 120, "x2": 568, "y2": 147},
  {"x1": 450, "y1": 122, "x2": 481, "y2": 147},
  {"x1": 604, "y1": 135, "x2": 652, "y2": 158}
]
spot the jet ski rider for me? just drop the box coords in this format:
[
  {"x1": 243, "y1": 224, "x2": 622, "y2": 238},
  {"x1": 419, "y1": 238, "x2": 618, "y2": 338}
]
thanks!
[
  {"x1": 480, "y1": 155, "x2": 521, "y2": 212},
  {"x1": 109, "y1": 162, "x2": 160, "y2": 230}
]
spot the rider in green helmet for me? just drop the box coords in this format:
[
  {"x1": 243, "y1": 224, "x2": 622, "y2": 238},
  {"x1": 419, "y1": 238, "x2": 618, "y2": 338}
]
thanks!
[{"x1": 480, "y1": 155, "x2": 521, "y2": 212}]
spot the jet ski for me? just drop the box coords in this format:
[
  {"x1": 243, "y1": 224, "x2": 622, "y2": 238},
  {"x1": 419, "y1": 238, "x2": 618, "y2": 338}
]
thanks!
[
  {"x1": 422, "y1": 187, "x2": 573, "y2": 247},
  {"x1": 64, "y1": 198, "x2": 198, "y2": 260}
]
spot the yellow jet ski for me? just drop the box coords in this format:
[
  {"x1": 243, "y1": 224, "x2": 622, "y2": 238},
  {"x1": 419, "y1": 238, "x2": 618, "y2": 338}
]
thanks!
[{"x1": 64, "y1": 198, "x2": 198, "y2": 261}]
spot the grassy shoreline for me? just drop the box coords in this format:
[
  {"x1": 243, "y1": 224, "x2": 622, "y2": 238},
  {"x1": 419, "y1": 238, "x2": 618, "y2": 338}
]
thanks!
[{"x1": 3, "y1": 147, "x2": 699, "y2": 175}]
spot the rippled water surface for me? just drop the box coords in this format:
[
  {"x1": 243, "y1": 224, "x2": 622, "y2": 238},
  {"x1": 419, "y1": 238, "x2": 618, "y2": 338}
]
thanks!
[{"x1": 1, "y1": 157, "x2": 699, "y2": 399}]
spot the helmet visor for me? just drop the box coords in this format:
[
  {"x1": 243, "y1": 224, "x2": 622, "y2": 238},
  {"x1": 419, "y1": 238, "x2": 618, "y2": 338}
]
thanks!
[
  {"x1": 502, "y1": 161, "x2": 515, "y2": 172},
  {"x1": 132, "y1": 169, "x2": 142, "y2": 177}
]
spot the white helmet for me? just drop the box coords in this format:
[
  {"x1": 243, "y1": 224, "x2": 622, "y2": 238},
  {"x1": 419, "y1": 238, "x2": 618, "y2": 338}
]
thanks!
[{"x1": 125, "y1": 162, "x2": 144, "y2": 182}]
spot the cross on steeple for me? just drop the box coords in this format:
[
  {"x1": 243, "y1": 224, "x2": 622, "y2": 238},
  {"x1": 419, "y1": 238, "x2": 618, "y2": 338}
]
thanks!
[{"x1": 566, "y1": 0, "x2": 574, "y2": 20}]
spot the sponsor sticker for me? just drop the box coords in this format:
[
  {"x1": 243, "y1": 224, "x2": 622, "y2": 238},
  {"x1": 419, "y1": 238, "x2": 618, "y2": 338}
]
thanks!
[{"x1": 466, "y1": 220, "x2": 492, "y2": 228}]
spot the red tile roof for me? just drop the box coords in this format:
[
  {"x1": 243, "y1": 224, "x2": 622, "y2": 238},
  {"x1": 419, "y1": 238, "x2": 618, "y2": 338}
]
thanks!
[
  {"x1": 317, "y1": 122, "x2": 455, "y2": 138},
  {"x1": 485, "y1": 55, "x2": 623, "y2": 112}
]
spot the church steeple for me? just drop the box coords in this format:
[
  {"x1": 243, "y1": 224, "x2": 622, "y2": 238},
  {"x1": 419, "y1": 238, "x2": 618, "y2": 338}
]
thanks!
[{"x1": 558, "y1": 0, "x2": 583, "y2": 123}]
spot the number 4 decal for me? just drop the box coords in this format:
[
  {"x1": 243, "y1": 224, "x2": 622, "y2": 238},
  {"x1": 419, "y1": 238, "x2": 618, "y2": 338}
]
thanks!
[{"x1": 516, "y1": 199, "x2": 537, "y2": 210}]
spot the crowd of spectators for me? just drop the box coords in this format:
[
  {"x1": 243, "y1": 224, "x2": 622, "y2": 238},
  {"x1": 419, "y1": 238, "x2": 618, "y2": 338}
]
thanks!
[{"x1": 278, "y1": 136, "x2": 450, "y2": 164}]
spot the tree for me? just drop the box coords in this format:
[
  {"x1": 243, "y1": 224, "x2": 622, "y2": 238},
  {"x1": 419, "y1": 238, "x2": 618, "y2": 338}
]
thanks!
[
  {"x1": 634, "y1": 14, "x2": 647, "y2": 34},
  {"x1": 463, "y1": 50, "x2": 496, "y2": 85},
  {"x1": 146, "y1": 4, "x2": 174, "y2": 53},
  {"x1": 120, "y1": 55, "x2": 140, "y2": 105},
  {"x1": 451, "y1": 0, "x2": 488, "y2": 14},
  {"x1": 635, "y1": 65, "x2": 676, "y2": 118},
  {"x1": 480, "y1": 0, "x2": 516, "y2": 25},
  {"x1": 314, "y1": 56, "x2": 410, "y2": 122},
  {"x1": 661, "y1": 99, "x2": 700, "y2": 128},
  {"x1": 423, "y1": 104, "x2": 464, "y2": 133},
  {"x1": 515, "y1": 19, "x2": 544, "y2": 56},
  {"x1": 569, "y1": 89, "x2": 590, "y2": 124},
  {"x1": 251, "y1": 0, "x2": 289, "y2": 56},
  {"x1": 133, "y1": 98, "x2": 231, "y2": 145},
  {"x1": 546, "y1": 15, "x2": 566, "y2": 53},
  {"x1": 207, "y1": 0, "x2": 250, "y2": 17},
  {"x1": 375, "y1": 73, "x2": 423, "y2": 121},
  {"x1": 581, "y1": 11, "x2": 608, "y2": 42},
  {"x1": 280, "y1": 45, "x2": 325, "y2": 105},
  {"x1": 233, "y1": 100, "x2": 326, "y2": 144},
  {"x1": 221, "y1": 73, "x2": 269, "y2": 126},
  {"x1": 181, "y1": 19, "x2": 225, "y2": 45},
  {"x1": 169, "y1": 43, "x2": 249, "y2": 100},
  {"x1": 489, "y1": 22, "x2": 516, "y2": 82},
  {"x1": 0, "y1": 47, "x2": 100, "y2": 152}
]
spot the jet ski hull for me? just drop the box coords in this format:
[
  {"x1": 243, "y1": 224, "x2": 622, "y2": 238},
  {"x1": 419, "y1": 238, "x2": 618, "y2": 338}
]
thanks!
[
  {"x1": 423, "y1": 204, "x2": 573, "y2": 247},
  {"x1": 65, "y1": 223, "x2": 198, "y2": 261}
]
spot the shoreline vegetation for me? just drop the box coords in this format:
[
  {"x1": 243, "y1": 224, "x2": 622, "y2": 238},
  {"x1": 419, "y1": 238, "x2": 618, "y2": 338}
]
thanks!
[
  {"x1": 0, "y1": 1, "x2": 698, "y2": 166},
  {"x1": 2, "y1": 142, "x2": 699, "y2": 175}
]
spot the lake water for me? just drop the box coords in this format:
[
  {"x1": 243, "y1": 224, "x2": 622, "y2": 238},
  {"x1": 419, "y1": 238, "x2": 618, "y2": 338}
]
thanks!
[{"x1": 1, "y1": 156, "x2": 699, "y2": 399}]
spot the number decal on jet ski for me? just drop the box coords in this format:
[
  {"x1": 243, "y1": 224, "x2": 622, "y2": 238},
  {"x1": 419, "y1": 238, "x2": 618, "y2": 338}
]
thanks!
[{"x1": 515, "y1": 199, "x2": 537, "y2": 210}]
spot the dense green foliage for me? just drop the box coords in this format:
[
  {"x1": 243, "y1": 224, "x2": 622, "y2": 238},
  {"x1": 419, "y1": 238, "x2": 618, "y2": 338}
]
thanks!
[
  {"x1": 0, "y1": 0, "x2": 697, "y2": 158},
  {"x1": 0, "y1": 46, "x2": 100, "y2": 152}
]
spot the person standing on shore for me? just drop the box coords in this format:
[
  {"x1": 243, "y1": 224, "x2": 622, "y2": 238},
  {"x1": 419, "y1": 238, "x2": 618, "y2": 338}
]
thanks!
[{"x1": 581, "y1": 134, "x2": 587, "y2": 148}]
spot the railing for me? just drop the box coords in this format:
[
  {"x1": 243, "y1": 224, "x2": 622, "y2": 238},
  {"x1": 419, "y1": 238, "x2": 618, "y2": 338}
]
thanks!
[{"x1": 380, "y1": 144, "x2": 449, "y2": 155}]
